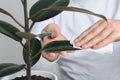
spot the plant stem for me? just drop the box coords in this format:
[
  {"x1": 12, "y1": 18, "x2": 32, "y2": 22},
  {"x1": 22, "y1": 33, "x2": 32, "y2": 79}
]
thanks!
[
  {"x1": 30, "y1": 22, "x2": 35, "y2": 31},
  {"x1": 9, "y1": 14, "x2": 25, "y2": 29},
  {"x1": 25, "y1": 41, "x2": 31, "y2": 80},
  {"x1": 24, "y1": 0, "x2": 29, "y2": 32},
  {"x1": 23, "y1": 0, "x2": 31, "y2": 80},
  {"x1": 20, "y1": 41, "x2": 25, "y2": 48}
]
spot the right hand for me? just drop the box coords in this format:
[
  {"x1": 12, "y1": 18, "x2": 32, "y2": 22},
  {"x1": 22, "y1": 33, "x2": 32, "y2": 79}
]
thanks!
[
  {"x1": 41, "y1": 23, "x2": 67, "y2": 62},
  {"x1": 74, "y1": 19, "x2": 120, "y2": 49}
]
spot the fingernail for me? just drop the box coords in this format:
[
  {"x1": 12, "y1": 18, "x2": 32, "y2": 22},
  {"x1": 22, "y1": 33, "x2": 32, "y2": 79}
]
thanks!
[
  {"x1": 51, "y1": 32, "x2": 56, "y2": 38},
  {"x1": 74, "y1": 39, "x2": 79, "y2": 42}
]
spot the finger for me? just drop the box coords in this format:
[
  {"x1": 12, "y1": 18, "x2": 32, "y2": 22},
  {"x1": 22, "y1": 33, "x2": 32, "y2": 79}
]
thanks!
[
  {"x1": 75, "y1": 20, "x2": 106, "y2": 47},
  {"x1": 42, "y1": 23, "x2": 60, "y2": 38},
  {"x1": 81, "y1": 26, "x2": 113, "y2": 49},
  {"x1": 92, "y1": 32, "x2": 115, "y2": 49},
  {"x1": 60, "y1": 51, "x2": 68, "y2": 56},
  {"x1": 75, "y1": 20, "x2": 104, "y2": 42}
]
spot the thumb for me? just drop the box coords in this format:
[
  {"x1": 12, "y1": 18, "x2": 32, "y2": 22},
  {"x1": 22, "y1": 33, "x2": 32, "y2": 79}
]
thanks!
[
  {"x1": 50, "y1": 29, "x2": 59, "y2": 38},
  {"x1": 42, "y1": 23, "x2": 61, "y2": 38}
]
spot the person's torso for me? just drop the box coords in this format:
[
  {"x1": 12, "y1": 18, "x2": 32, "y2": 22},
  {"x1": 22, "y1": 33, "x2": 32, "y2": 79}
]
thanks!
[{"x1": 52, "y1": 0, "x2": 120, "y2": 80}]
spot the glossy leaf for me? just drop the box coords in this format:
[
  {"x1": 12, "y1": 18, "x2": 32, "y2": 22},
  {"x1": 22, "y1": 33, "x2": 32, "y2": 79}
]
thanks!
[
  {"x1": 41, "y1": 40, "x2": 80, "y2": 52},
  {"x1": 16, "y1": 32, "x2": 36, "y2": 40},
  {"x1": 0, "y1": 63, "x2": 25, "y2": 77},
  {"x1": 29, "y1": 0, "x2": 69, "y2": 22},
  {"x1": 0, "y1": 20, "x2": 22, "y2": 42},
  {"x1": 23, "y1": 38, "x2": 41, "y2": 66},
  {"x1": 36, "y1": 6, "x2": 107, "y2": 21}
]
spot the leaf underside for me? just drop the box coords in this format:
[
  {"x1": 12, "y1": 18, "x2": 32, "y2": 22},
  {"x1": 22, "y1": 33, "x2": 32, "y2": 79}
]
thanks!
[
  {"x1": 16, "y1": 32, "x2": 36, "y2": 40},
  {"x1": 42, "y1": 6, "x2": 107, "y2": 21}
]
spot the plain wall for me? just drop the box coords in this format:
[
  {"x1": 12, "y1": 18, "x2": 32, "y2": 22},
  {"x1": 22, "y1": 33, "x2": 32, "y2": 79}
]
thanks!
[{"x1": 0, "y1": 0, "x2": 55, "y2": 71}]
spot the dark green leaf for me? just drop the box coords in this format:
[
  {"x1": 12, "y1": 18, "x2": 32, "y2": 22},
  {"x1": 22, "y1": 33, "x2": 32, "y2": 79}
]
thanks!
[
  {"x1": 29, "y1": 0, "x2": 69, "y2": 22},
  {"x1": 0, "y1": 20, "x2": 22, "y2": 42},
  {"x1": 23, "y1": 38, "x2": 41, "y2": 66},
  {"x1": 39, "y1": 6, "x2": 107, "y2": 21},
  {"x1": 0, "y1": 63, "x2": 25, "y2": 77},
  {"x1": 41, "y1": 40, "x2": 80, "y2": 52},
  {"x1": 16, "y1": 32, "x2": 36, "y2": 40}
]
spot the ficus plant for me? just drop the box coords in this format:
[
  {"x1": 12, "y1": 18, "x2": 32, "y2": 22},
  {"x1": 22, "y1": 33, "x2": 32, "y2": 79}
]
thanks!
[{"x1": 0, "y1": 0, "x2": 107, "y2": 80}]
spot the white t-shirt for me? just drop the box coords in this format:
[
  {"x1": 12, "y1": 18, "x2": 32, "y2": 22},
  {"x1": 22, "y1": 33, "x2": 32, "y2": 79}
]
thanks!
[{"x1": 31, "y1": 0, "x2": 120, "y2": 80}]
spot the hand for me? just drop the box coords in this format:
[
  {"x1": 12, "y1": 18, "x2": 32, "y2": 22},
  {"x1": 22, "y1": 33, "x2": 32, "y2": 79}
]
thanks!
[
  {"x1": 41, "y1": 23, "x2": 67, "y2": 62},
  {"x1": 74, "y1": 19, "x2": 120, "y2": 49}
]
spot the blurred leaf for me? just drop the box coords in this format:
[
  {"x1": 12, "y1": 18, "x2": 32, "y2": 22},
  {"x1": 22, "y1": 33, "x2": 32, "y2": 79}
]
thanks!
[
  {"x1": 16, "y1": 32, "x2": 52, "y2": 40},
  {"x1": 37, "y1": 32, "x2": 52, "y2": 40},
  {"x1": 23, "y1": 38, "x2": 41, "y2": 66},
  {"x1": 29, "y1": 0, "x2": 69, "y2": 22},
  {"x1": 16, "y1": 32, "x2": 36, "y2": 40},
  {"x1": 38, "y1": 6, "x2": 107, "y2": 21},
  {"x1": 0, "y1": 20, "x2": 22, "y2": 42},
  {"x1": 41, "y1": 40, "x2": 80, "y2": 52},
  {"x1": 0, "y1": 63, "x2": 25, "y2": 77}
]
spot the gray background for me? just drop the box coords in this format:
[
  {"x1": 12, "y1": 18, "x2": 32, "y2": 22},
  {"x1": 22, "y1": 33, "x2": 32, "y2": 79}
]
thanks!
[{"x1": 0, "y1": 0, "x2": 54, "y2": 71}]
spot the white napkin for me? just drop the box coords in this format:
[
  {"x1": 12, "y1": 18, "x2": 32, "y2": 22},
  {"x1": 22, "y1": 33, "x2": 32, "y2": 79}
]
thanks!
[{"x1": 70, "y1": 35, "x2": 113, "y2": 54}]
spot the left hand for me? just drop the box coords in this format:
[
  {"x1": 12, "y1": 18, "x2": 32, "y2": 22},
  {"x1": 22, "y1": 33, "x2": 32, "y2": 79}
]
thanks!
[
  {"x1": 74, "y1": 19, "x2": 120, "y2": 49},
  {"x1": 40, "y1": 23, "x2": 67, "y2": 61}
]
